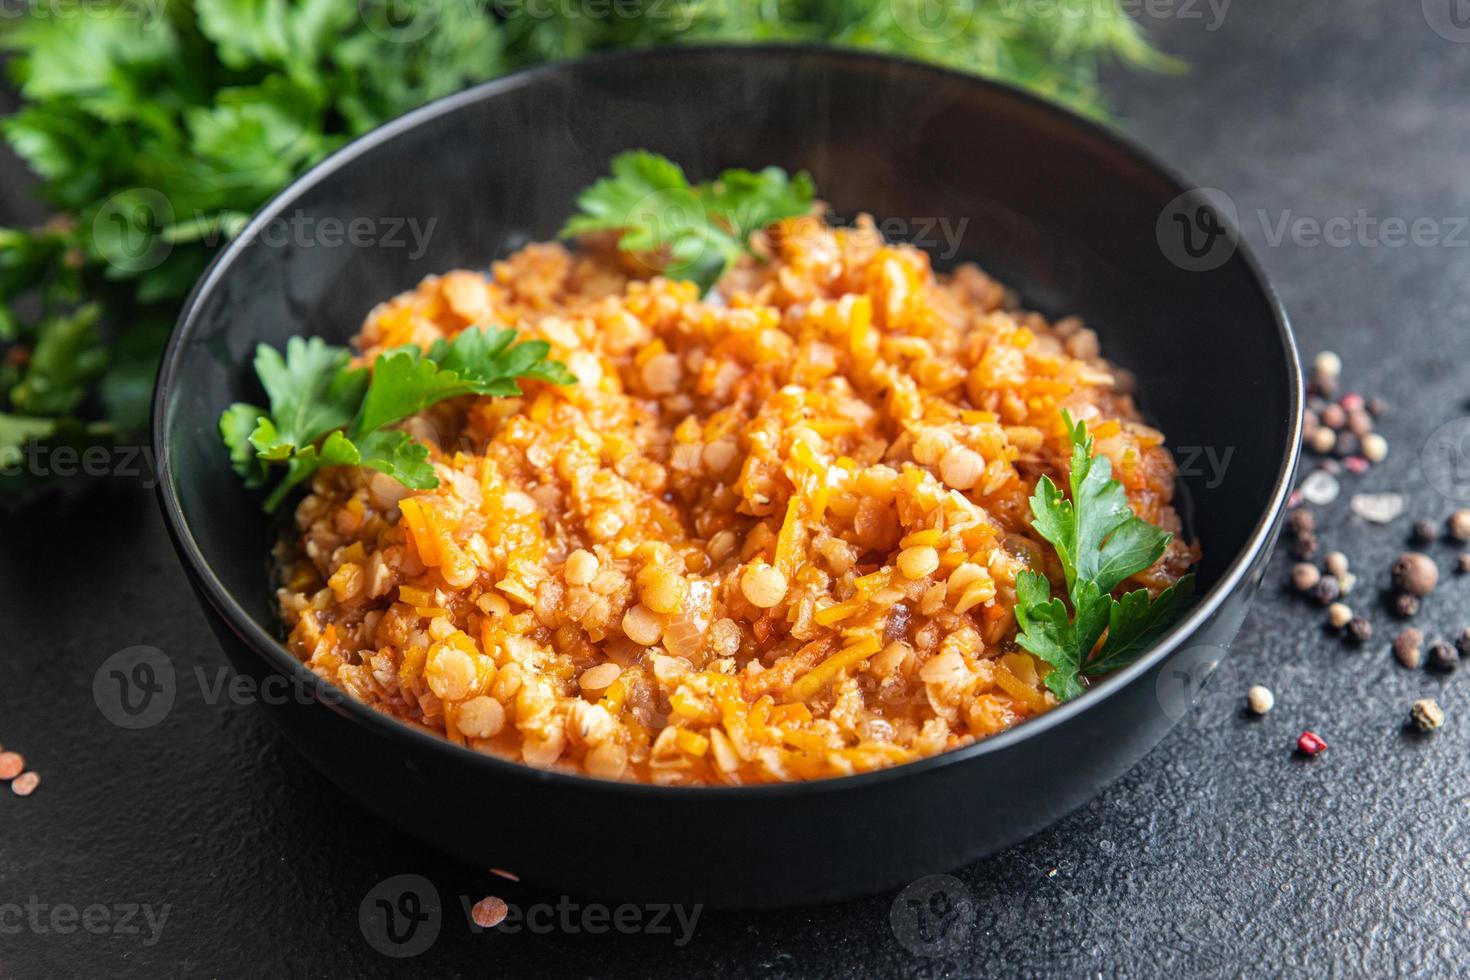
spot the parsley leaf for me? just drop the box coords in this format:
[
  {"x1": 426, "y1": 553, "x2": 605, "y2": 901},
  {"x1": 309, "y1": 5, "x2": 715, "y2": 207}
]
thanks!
[
  {"x1": 1015, "y1": 412, "x2": 1195, "y2": 700},
  {"x1": 561, "y1": 151, "x2": 815, "y2": 292},
  {"x1": 219, "y1": 326, "x2": 573, "y2": 512}
]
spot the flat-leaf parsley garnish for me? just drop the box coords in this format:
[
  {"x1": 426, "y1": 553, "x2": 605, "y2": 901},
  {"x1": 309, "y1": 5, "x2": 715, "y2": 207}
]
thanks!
[
  {"x1": 1014, "y1": 412, "x2": 1195, "y2": 701},
  {"x1": 560, "y1": 150, "x2": 816, "y2": 292},
  {"x1": 220, "y1": 327, "x2": 574, "y2": 512}
]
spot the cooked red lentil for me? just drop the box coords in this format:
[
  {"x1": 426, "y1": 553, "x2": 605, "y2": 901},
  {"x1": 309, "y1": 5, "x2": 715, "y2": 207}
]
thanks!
[{"x1": 277, "y1": 215, "x2": 1194, "y2": 785}]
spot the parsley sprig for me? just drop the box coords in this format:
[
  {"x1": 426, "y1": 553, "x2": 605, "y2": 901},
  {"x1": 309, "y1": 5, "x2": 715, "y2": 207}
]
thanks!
[
  {"x1": 560, "y1": 151, "x2": 816, "y2": 292},
  {"x1": 1014, "y1": 412, "x2": 1195, "y2": 701},
  {"x1": 220, "y1": 327, "x2": 574, "y2": 512}
]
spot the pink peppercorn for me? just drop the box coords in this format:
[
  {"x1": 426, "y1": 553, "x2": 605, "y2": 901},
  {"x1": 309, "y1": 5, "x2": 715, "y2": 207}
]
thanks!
[
  {"x1": 1344, "y1": 456, "x2": 1370, "y2": 474},
  {"x1": 1340, "y1": 393, "x2": 1365, "y2": 413},
  {"x1": 1297, "y1": 731, "x2": 1328, "y2": 756}
]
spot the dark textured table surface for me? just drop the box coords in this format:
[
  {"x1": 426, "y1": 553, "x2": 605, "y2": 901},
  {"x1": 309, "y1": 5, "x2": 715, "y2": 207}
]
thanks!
[{"x1": 5, "y1": 5, "x2": 1470, "y2": 977}]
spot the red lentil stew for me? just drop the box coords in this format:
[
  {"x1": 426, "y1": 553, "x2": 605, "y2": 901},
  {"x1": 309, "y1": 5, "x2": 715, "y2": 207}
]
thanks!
[{"x1": 220, "y1": 155, "x2": 1197, "y2": 785}]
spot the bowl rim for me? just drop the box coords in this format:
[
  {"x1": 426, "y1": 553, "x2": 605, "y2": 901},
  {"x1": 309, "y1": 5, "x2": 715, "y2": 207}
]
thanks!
[{"x1": 153, "y1": 42, "x2": 1303, "y2": 801}]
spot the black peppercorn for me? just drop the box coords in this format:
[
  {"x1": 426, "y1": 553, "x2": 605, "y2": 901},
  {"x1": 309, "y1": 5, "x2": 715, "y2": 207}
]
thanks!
[
  {"x1": 1347, "y1": 617, "x2": 1372, "y2": 644},
  {"x1": 1367, "y1": 395, "x2": 1387, "y2": 416},
  {"x1": 1456, "y1": 627, "x2": 1470, "y2": 658},
  {"x1": 1334, "y1": 431, "x2": 1360, "y2": 459},
  {"x1": 1286, "y1": 509, "x2": 1316, "y2": 537},
  {"x1": 1313, "y1": 577, "x2": 1340, "y2": 606},
  {"x1": 1291, "y1": 533, "x2": 1319, "y2": 560},
  {"x1": 1428, "y1": 640, "x2": 1458, "y2": 672},
  {"x1": 1394, "y1": 592, "x2": 1420, "y2": 618},
  {"x1": 1412, "y1": 520, "x2": 1439, "y2": 545}
]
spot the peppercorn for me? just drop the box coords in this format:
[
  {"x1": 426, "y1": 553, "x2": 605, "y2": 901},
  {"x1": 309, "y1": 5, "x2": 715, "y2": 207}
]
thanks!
[
  {"x1": 1394, "y1": 592, "x2": 1420, "y2": 618},
  {"x1": 1291, "y1": 532, "x2": 1320, "y2": 560},
  {"x1": 1456, "y1": 627, "x2": 1470, "y2": 658},
  {"x1": 1323, "y1": 551, "x2": 1349, "y2": 578},
  {"x1": 1302, "y1": 411, "x2": 1320, "y2": 439},
  {"x1": 1346, "y1": 617, "x2": 1372, "y2": 644},
  {"x1": 1327, "y1": 602, "x2": 1354, "y2": 629},
  {"x1": 1247, "y1": 685, "x2": 1274, "y2": 715},
  {"x1": 1459, "y1": 553, "x2": 1470, "y2": 574},
  {"x1": 1291, "y1": 562, "x2": 1322, "y2": 592},
  {"x1": 1346, "y1": 410, "x2": 1373, "y2": 438},
  {"x1": 1392, "y1": 552, "x2": 1438, "y2": 596},
  {"x1": 1427, "y1": 640, "x2": 1458, "y2": 672},
  {"x1": 1286, "y1": 509, "x2": 1316, "y2": 537},
  {"x1": 1337, "y1": 572, "x2": 1358, "y2": 595},
  {"x1": 1410, "y1": 699, "x2": 1444, "y2": 733},
  {"x1": 1367, "y1": 395, "x2": 1387, "y2": 417},
  {"x1": 1361, "y1": 433, "x2": 1389, "y2": 463},
  {"x1": 1314, "y1": 351, "x2": 1342, "y2": 380},
  {"x1": 1334, "y1": 432, "x2": 1360, "y2": 459},
  {"x1": 1308, "y1": 428, "x2": 1336, "y2": 455},
  {"x1": 1296, "y1": 731, "x2": 1328, "y2": 756},
  {"x1": 1394, "y1": 627, "x2": 1424, "y2": 669},
  {"x1": 1448, "y1": 509, "x2": 1470, "y2": 543},
  {"x1": 1340, "y1": 392, "x2": 1364, "y2": 413},
  {"x1": 1412, "y1": 520, "x2": 1439, "y2": 545},
  {"x1": 1320, "y1": 403, "x2": 1346, "y2": 430},
  {"x1": 1313, "y1": 577, "x2": 1340, "y2": 606},
  {"x1": 1311, "y1": 376, "x2": 1339, "y2": 399}
]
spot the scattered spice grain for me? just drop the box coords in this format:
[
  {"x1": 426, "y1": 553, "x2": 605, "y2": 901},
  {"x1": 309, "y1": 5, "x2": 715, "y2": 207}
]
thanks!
[
  {"x1": 1448, "y1": 509, "x2": 1470, "y2": 543},
  {"x1": 1394, "y1": 592, "x2": 1420, "y2": 618},
  {"x1": 1392, "y1": 552, "x2": 1438, "y2": 597},
  {"x1": 1427, "y1": 640, "x2": 1458, "y2": 672},
  {"x1": 1410, "y1": 699, "x2": 1444, "y2": 733},
  {"x1": 0, "y1": 752, "x2": 23, "y2": 780},
  {"x1": 1327, "y1": 603, "x2": 1354, "y2": 629},
  {"x1": 1291, "y1": 563, "x2": 1322, "y2": 593},
  {"x1": 1247, "y1": 685, "x2": 1275, "y2": 715},
  {"x1": 1412, "y1": 520, "x2": 1439, "y2": 545},
  {"x1": 1296, "y1": 731, "x2": 1328, "y2": 756},
  {"x1": 1394, "y1": 628, "x2": 1424, "y2": 669},
  {"x1": 1324, "y1": 551, "x2": 1349, "y2": 578},
  {"x1": 10, "y1": 772, "x2": 38, "y2": 797},
  {"x1": 1346, "y1": 617, "x2": 1372, "y2": 644},
  {"x1": 1313, "y1": 577, "x2": 1340, "y2": 606}
]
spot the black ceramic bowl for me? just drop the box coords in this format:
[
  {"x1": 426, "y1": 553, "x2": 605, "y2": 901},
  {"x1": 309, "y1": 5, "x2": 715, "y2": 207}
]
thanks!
[{"x1": 154, "y1": 45, "x2": 1301, "y2": 908}]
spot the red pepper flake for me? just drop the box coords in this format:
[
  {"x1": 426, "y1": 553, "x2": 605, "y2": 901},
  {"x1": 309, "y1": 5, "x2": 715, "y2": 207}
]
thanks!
[
  {"x1": 1339, "y1": 392, "x2": 1365, "y2": 413},
  {"x1": 1343, "y1": 456, "x2": 1370, "y2": 474},
  {"x1": 1296, "y1": 731, "x2": 1328, "y2": 756}
]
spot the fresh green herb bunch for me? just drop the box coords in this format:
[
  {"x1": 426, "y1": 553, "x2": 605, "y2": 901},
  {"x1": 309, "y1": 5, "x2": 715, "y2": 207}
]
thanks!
[
  {"x1": 1, "y1": 0, "x2": 1172, "y2": 500},
  {"x1": 0, "y1": 0, "x2": 505, "y2": 493},
  {"x1": 1015, "y1": 412, "x2": 1195, "y2": 700},
  {"x1": 222, "y1": 326, "x2": 574, "y2": 512}
]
